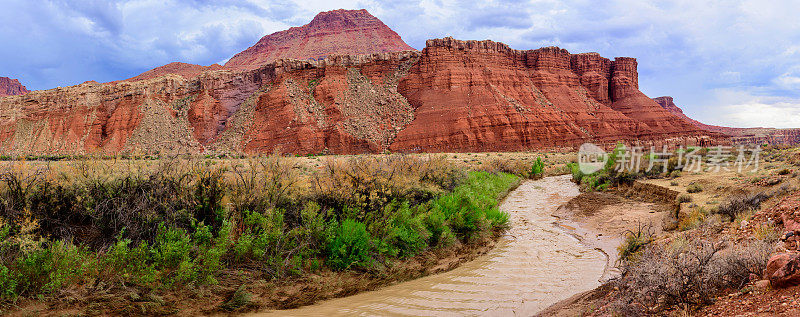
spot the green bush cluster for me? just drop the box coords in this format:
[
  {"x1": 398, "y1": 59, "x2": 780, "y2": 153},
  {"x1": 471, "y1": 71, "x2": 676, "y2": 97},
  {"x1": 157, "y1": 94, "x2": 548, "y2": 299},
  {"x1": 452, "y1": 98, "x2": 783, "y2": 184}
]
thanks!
[
  {"x1": 569, "y1": 143, "x2": 636, "y2": 191},
  {"x1": 530, "y1": 157, "x2": 544, "y2": 179},
  {"x1": 0, "y1": 157, "x2": 518, "y2": 301},
  {"x1": 569, "y1": 143, "x2": 695, "y2": 191}
]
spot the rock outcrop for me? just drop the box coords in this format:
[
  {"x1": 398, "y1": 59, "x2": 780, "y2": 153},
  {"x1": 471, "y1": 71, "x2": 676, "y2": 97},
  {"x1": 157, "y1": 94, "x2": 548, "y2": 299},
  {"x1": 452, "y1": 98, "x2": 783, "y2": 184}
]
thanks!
[
  {"x1": 224, "y1": 9, "x2": 415, "y2": 70},
  {"x1": 765, "y1": 252, "x2": 800, "y2": 288},
  {"x1": 0, "y1": 77, "x2": 29, "y2": 97},
  {"x1": 654, "y1": 96, "x2": 800, "y2": 145},
  {"x1": 0, "y1": 37, "x2": 727, "y2": 155},
  {"x1": 389, "y1": 38, "x2": 720, "y2": 152},
  {"x1": 0, "y1": 8, "x2": 731, "y2": 156}
]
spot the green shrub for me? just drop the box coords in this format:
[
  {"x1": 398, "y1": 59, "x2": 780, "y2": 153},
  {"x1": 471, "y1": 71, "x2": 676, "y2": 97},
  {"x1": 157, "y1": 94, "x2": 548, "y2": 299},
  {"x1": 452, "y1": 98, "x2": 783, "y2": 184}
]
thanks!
[
  {"x1": 103, "y1": 238, "x2": 157, "y2": 286},
  {"x1": 386, "y1": 202, "x2": 429, "y2": 258},
  {"x1": 617, "y1": 224, "x2": 653, "y2": 263},
  {"x1": 530, "y1": 157, "x2": 544, "y2": 179},
  {"x1": 152, "y1": 224, "x2": 192, "y2": 269},
  {"x1": 568, "y1": 163, "x2": 584, "y2": 183},
  {"x1": 0, "y1": 156, "x2": 521, "y2": 303},
  {"x1": 326, "y1": 219, "x2": 375, "y2": 270},
  {"x1": 0, "y1": 265, "x2": 17, "y2": 299},
  {"x1": 8, "y1": 241, "x2": 94, "y2": 297}
]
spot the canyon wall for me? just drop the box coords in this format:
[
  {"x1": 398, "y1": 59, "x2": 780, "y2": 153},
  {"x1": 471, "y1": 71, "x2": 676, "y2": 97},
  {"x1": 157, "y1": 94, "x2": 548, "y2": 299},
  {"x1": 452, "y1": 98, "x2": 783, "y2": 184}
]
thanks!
[
  {"x1": 390, "y1": 38, "x2": 722, "y2": 152},
  {"x1": 0, "y1": 38, "x2": 725, "y2": 156}
]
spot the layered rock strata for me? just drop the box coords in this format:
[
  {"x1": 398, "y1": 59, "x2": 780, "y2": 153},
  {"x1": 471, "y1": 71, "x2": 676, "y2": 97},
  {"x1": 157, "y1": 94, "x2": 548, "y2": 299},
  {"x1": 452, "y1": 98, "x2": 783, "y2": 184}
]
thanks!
[
  {"x1": 0, "y1": 38, "x2": 725, "y2": 155},
  {"x1": 225, "y1": 9, "x2": 415, "y2": 70}
]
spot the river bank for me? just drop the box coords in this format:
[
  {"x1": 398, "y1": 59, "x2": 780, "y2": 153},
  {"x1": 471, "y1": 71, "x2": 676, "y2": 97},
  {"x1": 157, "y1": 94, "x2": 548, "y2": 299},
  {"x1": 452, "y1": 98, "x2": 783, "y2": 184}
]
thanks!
[{"x1": 253, "y1": 175, "x2": 629, "y2": 316}]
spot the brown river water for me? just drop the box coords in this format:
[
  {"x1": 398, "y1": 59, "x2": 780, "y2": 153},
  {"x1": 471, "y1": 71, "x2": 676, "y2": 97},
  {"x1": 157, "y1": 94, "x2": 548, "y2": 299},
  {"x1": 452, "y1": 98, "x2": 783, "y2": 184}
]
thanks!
[{"x1": 254, "y1": 175, "x2": 608, "y2": 316}]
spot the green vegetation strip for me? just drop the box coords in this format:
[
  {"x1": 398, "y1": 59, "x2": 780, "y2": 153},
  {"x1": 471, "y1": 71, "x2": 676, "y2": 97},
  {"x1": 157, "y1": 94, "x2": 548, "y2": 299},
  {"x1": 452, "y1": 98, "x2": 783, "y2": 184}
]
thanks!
[{"x1": 0, "y1": 157, "x2": 521, "y2": 304}]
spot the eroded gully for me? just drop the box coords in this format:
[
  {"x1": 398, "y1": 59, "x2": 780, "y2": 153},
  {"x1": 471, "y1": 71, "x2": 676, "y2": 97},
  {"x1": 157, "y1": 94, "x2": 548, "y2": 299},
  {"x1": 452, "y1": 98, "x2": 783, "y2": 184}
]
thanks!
[{"x1": 254, "y1": 175, "x2": 607, "y2": 316}]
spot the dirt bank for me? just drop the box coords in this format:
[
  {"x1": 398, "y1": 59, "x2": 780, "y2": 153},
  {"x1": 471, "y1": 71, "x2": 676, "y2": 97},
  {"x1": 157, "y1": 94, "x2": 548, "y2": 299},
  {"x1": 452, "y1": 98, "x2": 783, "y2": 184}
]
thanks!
[{"x1": 540, "y1": 186, "x2": 674, "y2": 316}]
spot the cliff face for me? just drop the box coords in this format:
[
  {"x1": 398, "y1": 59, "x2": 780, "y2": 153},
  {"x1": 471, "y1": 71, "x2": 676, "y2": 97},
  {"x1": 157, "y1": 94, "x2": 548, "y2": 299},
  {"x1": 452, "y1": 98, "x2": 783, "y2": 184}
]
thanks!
[
  {"x1": 0, "y1": 77, "x2": 29, "y2": 97},
  {"x1": 390, "y1": 38, "x2": 719, "y2": 152},
  {"x1": 224, "y1": 9, "x2": 415, "y2": 70},
  {"x1": 654, "y1": 96, "x2": 800, "y2": 146},
  {"x1": 0, "y1": 38, "x2": 726, "y2": 155}
]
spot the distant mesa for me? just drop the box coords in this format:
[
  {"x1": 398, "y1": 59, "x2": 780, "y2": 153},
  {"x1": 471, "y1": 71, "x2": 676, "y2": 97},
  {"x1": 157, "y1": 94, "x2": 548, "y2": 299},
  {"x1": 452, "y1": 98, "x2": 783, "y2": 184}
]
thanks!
[
  {"x1": 654, "y1": 96, "x2": 800, "y2": 145},
  {"x1": 0, "y1": 77, "x2": 29, "y2": 97}
]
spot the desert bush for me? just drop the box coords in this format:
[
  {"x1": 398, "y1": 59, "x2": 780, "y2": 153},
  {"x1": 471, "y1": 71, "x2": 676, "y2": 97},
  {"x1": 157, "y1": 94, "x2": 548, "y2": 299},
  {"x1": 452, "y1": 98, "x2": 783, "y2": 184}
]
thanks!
[
  {"x1": 617, "y1": 223, "x2": 654, "y2": 264},
  {"x1": 311, "y1": 156, "x2": 459, "y2": 222},
  {"x1": 615, "y1": 238, "x2": 724, "y2": 312},
  {"x1": 679, "y1": 207, "x2": 711, "y2": 231},
  {"x1": 474, "y1": 157, "x2": 529, "y2": 178},
  {"x1": 230, "y1": 157, "x2": 300, "y2": 214},
  {"x1": 677, "y1": 194, "x2": 692, "y2": 203},
  {"x1": 686, "y1": 183, "x2": 703, "y2": 193},
  {"x1": 614, "y1": 236, "x2": 773, "y2": 314},
  {"x1": 716, "y1": 191, "x2": 771, "y2": 221}
]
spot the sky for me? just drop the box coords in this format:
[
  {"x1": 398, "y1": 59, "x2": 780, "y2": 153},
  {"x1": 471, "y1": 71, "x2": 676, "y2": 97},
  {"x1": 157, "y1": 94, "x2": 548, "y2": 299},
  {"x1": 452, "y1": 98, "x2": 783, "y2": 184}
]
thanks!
[{"x1": 1, "y1": 0, "x2": 799, "y2": 128}]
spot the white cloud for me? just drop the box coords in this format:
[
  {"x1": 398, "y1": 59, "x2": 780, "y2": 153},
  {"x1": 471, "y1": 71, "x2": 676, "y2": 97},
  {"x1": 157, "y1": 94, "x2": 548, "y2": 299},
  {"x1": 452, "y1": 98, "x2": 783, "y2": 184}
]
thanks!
[
  {"x1": 719, "y1": 101, "x2": 800, "y2": 129},
  {"x1": 697, "y1": 89, "x2": 800, "y2": 129}
]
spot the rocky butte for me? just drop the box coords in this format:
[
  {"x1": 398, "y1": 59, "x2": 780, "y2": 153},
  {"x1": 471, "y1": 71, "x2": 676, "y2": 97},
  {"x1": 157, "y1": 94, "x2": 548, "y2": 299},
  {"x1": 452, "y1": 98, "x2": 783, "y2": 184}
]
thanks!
[
  {"x1": 0, "y1": 9, "x2": 728, "y2": 155},
  {"x1": 0, "y1": 77, "x2": 28, "y2": 97},
  {"x1": 225, "y1": 9, "x2": 415, "y2": 70}
]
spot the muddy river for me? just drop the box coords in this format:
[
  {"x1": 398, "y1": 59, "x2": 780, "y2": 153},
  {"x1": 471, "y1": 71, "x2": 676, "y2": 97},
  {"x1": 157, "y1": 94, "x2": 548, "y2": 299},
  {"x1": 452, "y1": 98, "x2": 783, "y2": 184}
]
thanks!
[{"x1": 255, "y1": 175, "x2": 609, "y2": 316}]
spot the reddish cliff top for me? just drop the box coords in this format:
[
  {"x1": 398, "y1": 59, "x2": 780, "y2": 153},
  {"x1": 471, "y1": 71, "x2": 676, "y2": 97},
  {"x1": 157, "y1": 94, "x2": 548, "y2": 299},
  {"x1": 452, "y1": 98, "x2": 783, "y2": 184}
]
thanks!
[
  {"x1": 125, "y1": 62, "x2": 225, "y2": 82},
  {"x1": 0, "y1": 77, "x2": 29, "y2": 97},
  {"x1": 224, "y1": 9, "x2": 415, "y2": 70}
]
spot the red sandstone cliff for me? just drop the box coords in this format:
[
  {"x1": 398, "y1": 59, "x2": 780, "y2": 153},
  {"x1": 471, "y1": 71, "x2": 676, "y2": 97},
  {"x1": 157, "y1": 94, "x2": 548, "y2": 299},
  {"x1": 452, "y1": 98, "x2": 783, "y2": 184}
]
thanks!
[
  {"x1": 654, "y1": 96, "x2": 800, "y2": 145},
  {"x1": 0, "y1": 77, "x2": 29, "y2": 97},
  {"x1": 0, "y1": 38, "x2": 725, "y2": 155},
  {"x1": 0, "y1": 9, "x2": 730, "y2": 155},
  {"x1": 389, "y1": 38, "x2": 718, "y2": 152},
  {"x1": 224, "y1": 9, "x2": 415, "y2": 70}
]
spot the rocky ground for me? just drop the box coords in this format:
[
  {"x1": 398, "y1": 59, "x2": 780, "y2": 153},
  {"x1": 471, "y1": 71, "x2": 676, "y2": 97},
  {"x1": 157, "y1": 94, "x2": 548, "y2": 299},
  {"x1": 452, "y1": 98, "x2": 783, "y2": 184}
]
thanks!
[{"x1": 541, "y1": 146, "x2": 800, "y2": 316}]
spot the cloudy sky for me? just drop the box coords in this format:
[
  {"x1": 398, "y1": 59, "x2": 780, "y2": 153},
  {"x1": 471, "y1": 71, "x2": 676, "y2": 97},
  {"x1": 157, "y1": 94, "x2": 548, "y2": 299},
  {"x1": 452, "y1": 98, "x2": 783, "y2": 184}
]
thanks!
[{"x1": 1, "y1": 0, "x2": 799, "y2": 128}]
